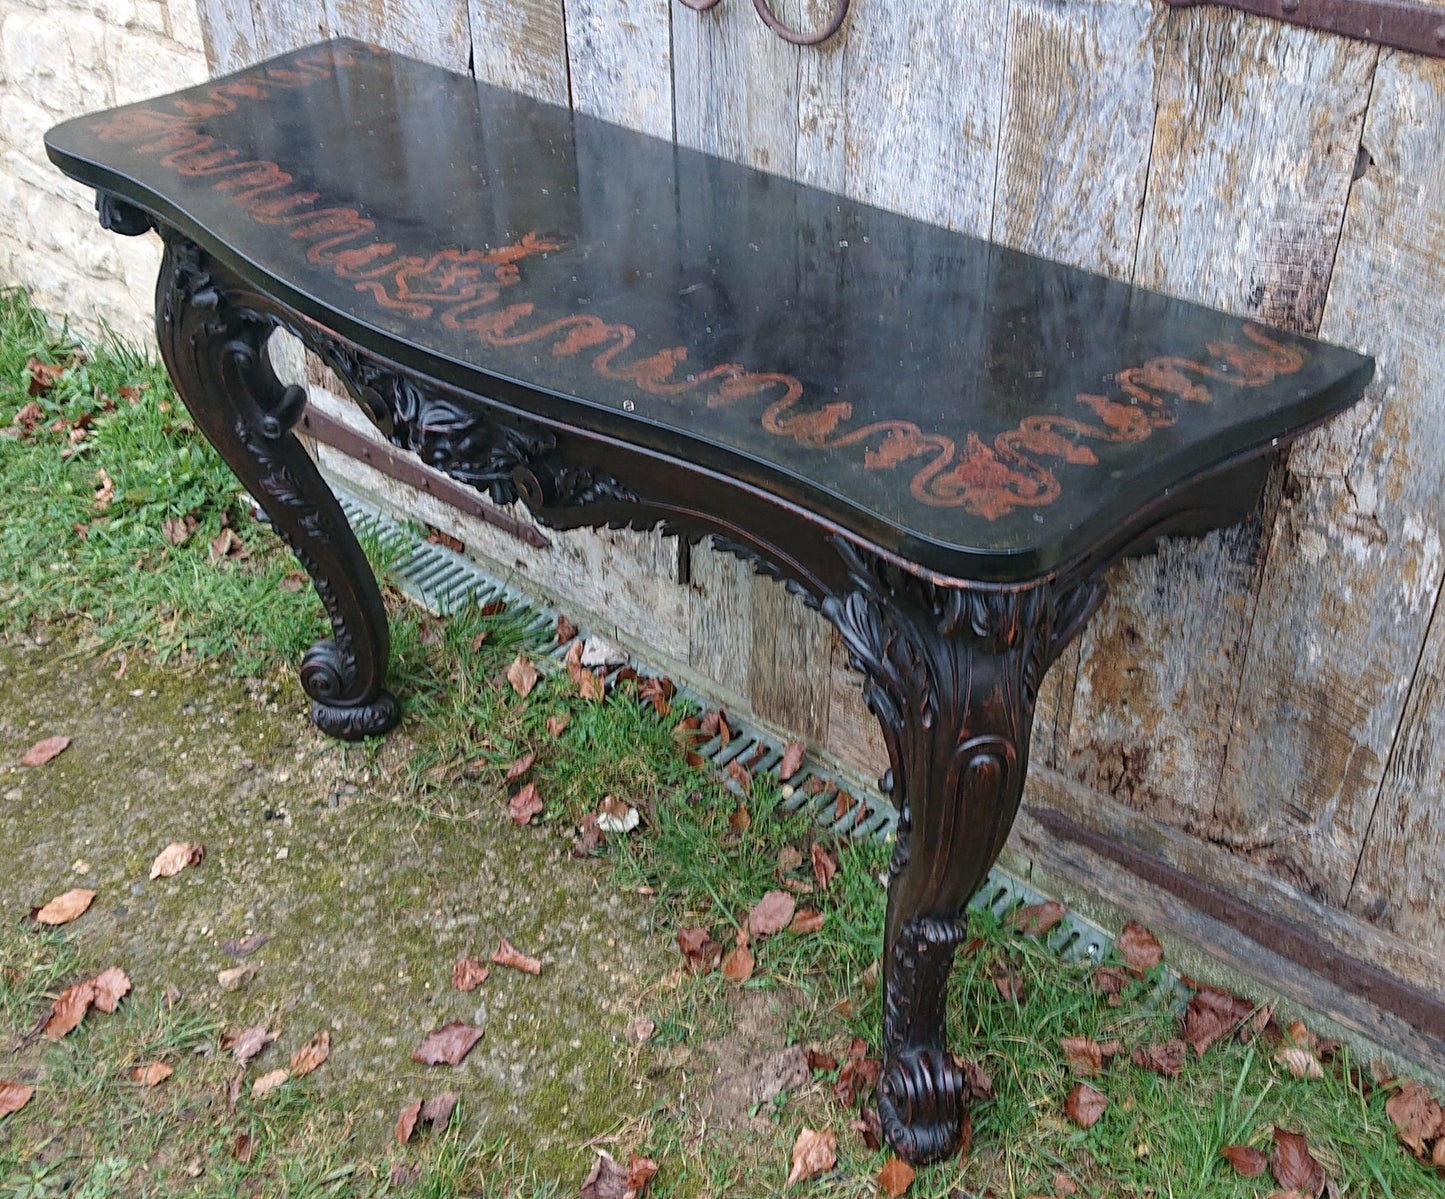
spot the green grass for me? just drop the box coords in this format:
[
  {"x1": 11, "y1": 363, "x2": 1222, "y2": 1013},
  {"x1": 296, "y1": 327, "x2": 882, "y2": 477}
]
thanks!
[{"x1": 1, "y1": 286, "x2": 1443, "y2": 1197}]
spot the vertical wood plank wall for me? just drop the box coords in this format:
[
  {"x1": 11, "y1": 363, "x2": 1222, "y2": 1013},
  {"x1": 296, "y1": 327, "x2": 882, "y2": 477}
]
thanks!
[{"x1": 194, "y1": 0, "x2": 1445, "y2": 1003}]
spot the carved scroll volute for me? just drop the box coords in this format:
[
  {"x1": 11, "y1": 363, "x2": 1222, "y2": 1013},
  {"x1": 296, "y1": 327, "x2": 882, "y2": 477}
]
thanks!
[{"x1": 822, "y1": 539, "x2": 1103, "y2": 1163}]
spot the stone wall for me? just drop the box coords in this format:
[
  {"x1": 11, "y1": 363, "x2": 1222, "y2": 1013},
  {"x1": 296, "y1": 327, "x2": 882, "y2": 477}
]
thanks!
[{"x1": 0, "y1": 0, "x2": 208, "y2": 342}]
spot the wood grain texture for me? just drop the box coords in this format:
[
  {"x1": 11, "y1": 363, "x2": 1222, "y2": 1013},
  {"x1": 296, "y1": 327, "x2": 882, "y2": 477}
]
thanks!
[
  {"x1": 322, "y1": 0, "x2": 470, "y2": 67},
  {"x1": 1218, "y1": 48, "x2": 1445, "y2": 906},
  {"x1": 688, "y1": 541, "x2": 753, "y2": 703},
  {"x1": 248, "y1": 0, "x2": 329, "y2": 56},
  {"x1": 749, "y1": 576, "x2": 831, "y2": 743},
  {"x1": 566, "y1": 0, "x2": 672, "y2": 136},
  {"x1": 196, "y1": 0, "x2": 263, "y2": 69},
  {"x1": 825, "y1": 628, "x2": 888, "y2": 780},
  {"x1": 1063, "y1": 8, "x2": 1375, "y2": 833},
  {"x1": 840, "y1": 0, "x2": 1009, "y2": 236},
  {"x1": 468, "y1": 0, "x2": 568, "y2": 103}
]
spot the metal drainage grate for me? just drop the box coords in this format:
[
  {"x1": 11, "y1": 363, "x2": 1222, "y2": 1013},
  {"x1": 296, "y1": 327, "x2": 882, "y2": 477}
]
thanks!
[{"x1": 332, "y1": 489, "x2": 1189, "y2": 1001}]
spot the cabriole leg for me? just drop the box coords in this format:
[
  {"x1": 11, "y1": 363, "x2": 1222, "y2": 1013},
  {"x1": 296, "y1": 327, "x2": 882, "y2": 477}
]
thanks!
[
  {"x1": 153, "y1": 233, "x2": 398, "y2": 739},
  {"x1": 824, "y1": 542, "x2": 1101, "y2": 1164}
]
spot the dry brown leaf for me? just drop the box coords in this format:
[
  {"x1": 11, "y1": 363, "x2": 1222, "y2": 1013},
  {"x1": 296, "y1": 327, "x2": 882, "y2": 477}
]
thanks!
[
  {"x1": 1064, "y1": 1082, "x2": 1108, "y2": 1129},
  {"x1": 1060, "y1": 1035, "x2": 1104, "y2": 1077},
  {"x1": 1385, "y1": 1078, "x2": 1443, "y2": 1155},
  {"x1": 811, "y1": 843, "x2": 837, "y2": 890},
  {"x1": 789, "y1": 909, "x2": 826, "y2": 935},
  {"x1": 26, "y1": 357, "x2": 67, "y2": 394},
  {"x1": 492, "y1": 938, "x2": 542, "y2": 974},
  {"x1": 851, "y1": 1106, "x2": 883, "y2": 1150},
  {"x1": 150, "y1": 842, "x2": 204, "y2": 880},
  {"x1": 1270, "y1": 1127, "x2": 1325, "y2": 1196},
  {"x1": 90, "y1": 967, "x2": 130, "y2": 1013},
  {"x1": 411, "y1": 1022, "x2": 484, "y2": 1066},
  {"x1": 557, "y1": 613, "x2": 579, "y2": 644},
  {"x1": 452, "y1": 957, "x2": 490, "y2": 992},
  {"x1": 676, "y1": 927, "x2": 721, "y2": 974},
  {"x1": 0, "y1": 1081, "x2": 34, "y2": 1117},
  {"x1": 221, "y1": 934, "x2": 270, "y2": 958},
  {"x1": 1116, "y1": 921, "x2": 1163, "y2": 973},
  {"x1": 420, "y1": 1091, "x2": 458, "y2": 1131},
  {"x1": 721, "y1": 930, "x2": 754, "y2": 984},
  {"x1": 1092, "y1": 966, "x2": 1131, "y2": 1006},
  {"x1": 34, "y1": 888, "x2": 95, "y2": 926},
  {"x1": 1221, "y1": 1145, "x2": 1268, "y2": 1177},
  {"x1": 992, "y1": 971, "x2": 1025, "y2": 1003},
  {"x1": 786, "y1": 1128, "x2": 837, "y2": 1186},
  {"x1": 21, "y1": 736, "x2": 71, "y2": 767},
  {"x1": 780, "y1": 739, "x2": 806, "y2": 781},
  {"x1": 395, "y1": 1098, "x2": 422, "y2": 1144},
  {"x1": 877, "y1": 1157, "x2": 915, "y2": 1197},
  {"x1": 728, "y1": 803, "x2": 751, "y2": 832},
  {"x1": 1010, "y1": 900, "x2": 1067, "y2": 937},
  {"x1": 161, "y1": 516, "x2": 196, "y2": 546},
  {"x1": 637, "y1": 675, "x2": 675, "y2": 717},
  {"x1": 747, "y1": 890, "x2": 796, "y2": 937},
  {"x1": 289, "y1": 1030, "x2": 329, "y2": 1077},
  {"x1": 725, "y1": 757, "x2": 752, "y2": 793},
  {"x1": 546, "y1": 712, "x2": 570, "y2": 737},
  {"x1": 43, "y1": 981, "x2": 94, "y2": 1039},
  {"x1": 509, "y1": 782, "x2": 544, "y2": 825},
  {"x1": 251, "y1": 1069, "x2": 288, "y2": 1098},
  {"x1": 572, "y1": 812, "x2": 603, "y2": 857},
  {"x1": 221, "y1": 1026, "x2": 272, "y2": 1063},
  {"x1": 208, "y1": 527, "x2": 246, "y2": 560},
  {"x1": 132, "y1": 1062, "x2": 173, "y2": 1087},
  {"x1": 1132, "y1": 1040, "x2": 1187, "y2": 1078},
  {"x1": 94, "y1": 468, "x2": 116, "y2": 512},
  {"x1": 1182, "y1": 985, "x2": 1256, "y2": 1057},
  {"x1": 1274, "y1": 1048, "x2": 1324, "y2": 1080},
  {"x1": 506, "y1": 653, "x2": 540, "y2": 698},
  {"x1": 505, "y1": 751, "x2": 537, "y2": 782}
]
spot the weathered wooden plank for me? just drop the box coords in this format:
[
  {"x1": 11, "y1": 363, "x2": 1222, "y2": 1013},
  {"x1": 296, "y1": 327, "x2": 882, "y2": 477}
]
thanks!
[
  {"x1": 688, "y1": 542, "x2": 754, "y2": 705},
  {"x1": 1218, "y1": 49, "x2": 1445, "y2": 905},
  {"x1": 749, "y1": 577, "x2": 831, "y2": 744},
  {"x1": 565, "y1": 0, "x2": 672, "y2": 137},
  {"x1": 824, "y1": 630, "x2": 888, "y2": 781},
  {"x1": 321, "y1": 0, "x2": 470, "y2": 67},
  {"x1": 1062, "y1": 9, "x2": 1375, "y2": 832},
  {"x1": 841, "y1": 0, "x2": 1010, "y2": 236},
  {"x1": 195, "y1": 0, "x2": 263, "y2": 69},
  {"x1": 468, "y1": 0, "x2": 568, "y2": 104},
  {"x1": 248, "y1": 0, "x2": 329, "y2": 56},
  {"x1": 991, "y1": 0, "x2": 1158, "y2": 278}
]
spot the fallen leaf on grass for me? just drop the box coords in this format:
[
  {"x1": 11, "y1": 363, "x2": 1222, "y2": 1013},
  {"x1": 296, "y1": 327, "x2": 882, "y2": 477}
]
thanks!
[
  {"x1": 251, "y1": 1069, "x2": 288, "y2": 1098},
  {"x1": 721, "y1": 930, "x2": 754, "y2": 984},
  {"x1": 209, "y1": 527, "x2": 246, "y2": 560},
  {"x1": 877, "y1": 1157, "x2": 915, "y2": 1197},
  {"x1": 217, "y1": 966, "x2": 254, "y2": 992},
  {"x1": 289, "y1": 1030, "x2": 329, "y2": 1077},
  {"x1": 33, "y1": 888, "x2": 94, "y2": 925},
  {"x1": 1274, "y1": 1047, "x2": 1324, "y2": 1080},
  {"x1": 780, "y1": 739, "x2": 806, "y2": 780},
  {"x1": 221, "y1": 1026, "x2": 272, "y2": 1063},
  {"x1": 1132, "y1": 1040, "x2": 1187, "y2": 1079},
  {"x1": 1221, "y1": 1145, "x2": 1268, "y2": 1177},
  {"x1": 746, "y1": 891, "x2": 796, "y2": 937},
  {"x1": 546, "y1": 712, "x2": 570, "y2": 737},
  {"x1": 509, "y1": 782, "x2": 543, "y2": 825},
  {"x1": 26, "y1": 357, "x2": 67, "y2": 394},
  {"x1": 412, "y1": 1022, "x2": 484, "y2": 1066},
  {"x1": 1064, "y1": 1082, "x2": 1108, "y2": 1129},
  {"x1": 556, "y1": 614, "x2": 579, "y2": 643},
  {"x1": 597, "y1": 795, "x2": 640, "y2": 833},
  {"x1": 0, "y1": 1081, "x2": 35, "y2": 1117},
  {"x1": 1060, "y1": 1035, "x2": 1121, "y2": 1078},
  {"x1": 725, "y1": 757, "x2": 752, "y2": 793},
  {"x1": 1092, "y1": 966, "x2": 1132, "y2": 1006},
  {"x1": 728, "y1": 803, "x2": 751, "y2": 832},
  {"x1": 94, "y1": 468, "x2": 116, "y2": 512},
  {"x1": 580, "y1": 1149, "x2": 658, "y2": 1199},
  {"x1": 1385, "y1": 1077, "x2": 1443, "y2": 1155},
  {"x1": 390, "y1": 1162, "x2": 421, "y2": 1188},
  {"x1": 676, "y1": 927, "x2": 721, "y2": 974},
  {"x1": 1182, "y1": 984, "x2": 1256, "y2": 1057},
  {"x1": 132, "y1": 1062, "x2": 173, "y2": 1087},
  {"x1": 1270, "y1": 1127, "x2": 1325, "y2": 1196},
  {"x1": 637, "y1": 675, "x2": 675, "y2": 717},
  {"x1": 992, "y1": 970, "x2": 1026, "y2": 1003},
  {"x1": 395, "y1": 1098, "x2": 422, "y2": 1144},
  {"x1": 630, "y1": 1017, "x2": 655, "y2": 1043},
  {"x1": 43, "y1": 981, "x2": 95, "y2": 1039},
  {"x1": 492, "y1": 938, "x2": 542, "y2": 974},
  {"x1": 572, "y1": 813, "x2": 603, "y2": 857},
  {"x1": 1010, "y1": 899, "x2": 1066, "y2": 937},
  {"x1": 452, "y1": 957, "x2": 490, "y2": 992},
  {"x1": 810, "y1": 844, "x2": 837, "y2": 890},
  {"x1": 786, "y1": 1128, "x2": 836, "y2": 1186},
  {"x1": 1116, "y1": 921, "x2": 1163, "y2": 973},
  {"x1": 852, "y1": 1106, "x2": 883, "y2": 1150},
  {"x1": 506, "y1": 654, "x2": 540, "y2": 699},
  {"x1": 420, "y1": 1091, "x2": 458, "y2": 1131},
  {"x1": 161, "y1": 516, "x2": 197, "y2": 546},
  {"x1": 789, "y1": 909, "x2": 825, "y2": 935},
  {"x1": 150, "y1": 842, "x2": 204, "y2": 879},
  {"x1": 91, "y1": 967, "x2": 130, "y2": 1013},
  {"x1": 21, "y1": 736, "x2": 71, "y2": 767},
  {"x1": 505, "y1": 751, "x2": 537, "y2": 782},
  {"x1": 700, "y1": 708, "x2": 732, "y2": 747}
]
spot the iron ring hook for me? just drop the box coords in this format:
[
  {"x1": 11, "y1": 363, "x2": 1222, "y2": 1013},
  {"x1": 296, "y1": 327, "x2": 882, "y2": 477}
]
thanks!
[
  {"x1": 677, "y1": 0, "x2": 723, "y2": 10},
  {"x1": 750, "y1": 0, "x2": 850, "y2": 45}
]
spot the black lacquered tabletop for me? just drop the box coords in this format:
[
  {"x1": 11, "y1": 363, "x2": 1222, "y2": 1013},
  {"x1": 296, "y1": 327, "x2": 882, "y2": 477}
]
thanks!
[{"x1": 46, "y1": 40, "x2": 1373, "y2": 576}]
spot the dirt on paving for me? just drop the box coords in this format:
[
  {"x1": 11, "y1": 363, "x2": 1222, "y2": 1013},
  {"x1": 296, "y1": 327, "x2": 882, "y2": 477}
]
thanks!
[{"x1": 0, "y1": 629, "x2": 664, "y2": 1162}]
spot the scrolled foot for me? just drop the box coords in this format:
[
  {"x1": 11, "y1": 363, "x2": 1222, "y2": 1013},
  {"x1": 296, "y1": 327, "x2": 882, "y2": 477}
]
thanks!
[
  {"x1": 300, "y1": 638, "x2": 400, "y2": 739},
  {"x1": 309, "y1": 692, "x2": 400, "y2": 740},
  {"x1": 877, "y1": 1049, "x2": 968, "y2": 1165}
]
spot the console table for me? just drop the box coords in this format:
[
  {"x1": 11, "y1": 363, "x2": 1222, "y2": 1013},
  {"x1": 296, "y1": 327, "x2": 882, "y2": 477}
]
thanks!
[{"x1": 45, "y1": 41, "x2": 1373, "y2": 1165}]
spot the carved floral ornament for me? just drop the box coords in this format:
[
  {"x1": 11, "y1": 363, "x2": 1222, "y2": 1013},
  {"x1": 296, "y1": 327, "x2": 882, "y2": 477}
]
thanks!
[{"x1": 88, "y1": 55, "x2": 1309, "y2": 527}]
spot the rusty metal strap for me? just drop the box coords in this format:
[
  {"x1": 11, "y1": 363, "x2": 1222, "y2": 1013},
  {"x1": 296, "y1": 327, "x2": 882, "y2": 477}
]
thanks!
[{"x1": 1166, "y1": 0, "x2": 1445, "y2": 57}]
